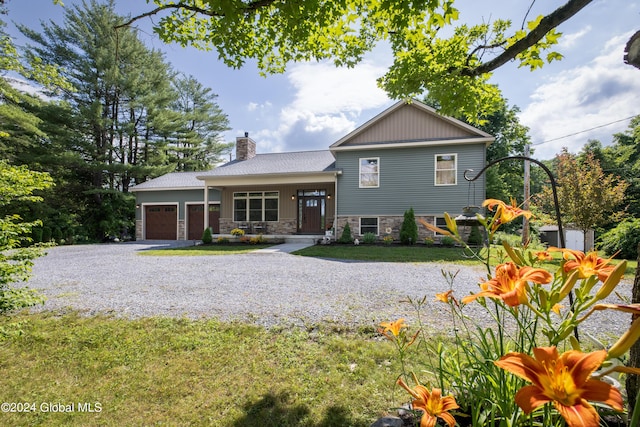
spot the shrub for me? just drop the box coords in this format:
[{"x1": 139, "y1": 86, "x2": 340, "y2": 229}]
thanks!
[
  {"x1": 423, "y1": 237, "x2": 434, "y2": 247},
  {"x1": 250, "y1": 234, "x2": 267, "y2": 244},
  {"x1": 598, "y1": 218, "x2": 640, "y2": 259},
  {"x1": 467, "y1": 224, "x2": 483, "y2": 246},
  {"x1": 362, "y1": 232, "x2": 377, "y2": 244},
  {"x1": 201, "y1": 227, "x2": 213, "y2": 244},
  {"x1": 338, "y1": 222, "x2": 353, "y2": 244},
  {"x1": 239, "y1": 236, "x2": 250, "y2": 243},
  {"x1": 399, "y1": 208, "x2": 418, "y2": 245},
  {"x1": 42, "y1": 226, "x2": 52, "y2": 242},
  {"x1": 216, "y1": 236, "x2": 229, "y2": 244},
  {"x1": 382, "y1": 235, "x2": 394, "y2": 245},
  {"x1": 440, "y1": 236, "x2": 456, "y2": 247}
]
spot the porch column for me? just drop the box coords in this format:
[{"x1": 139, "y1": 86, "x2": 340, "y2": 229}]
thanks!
[{"x1": 203, "y1": 183, "x2": 209, "y2": 231}]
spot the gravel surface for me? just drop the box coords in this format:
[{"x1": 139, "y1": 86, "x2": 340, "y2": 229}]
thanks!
[{"x1": 21, "y1": 241, "x2": 634, "y2": 341}]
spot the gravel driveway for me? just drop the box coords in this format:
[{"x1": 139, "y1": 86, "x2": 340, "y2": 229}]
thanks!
[{"x1": 23, "y1": 242, "x2": 634, "y2": 340}]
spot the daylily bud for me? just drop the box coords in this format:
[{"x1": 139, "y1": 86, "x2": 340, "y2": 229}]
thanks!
[
  {"x1": 558, "y1": 271, "x2": 579, "y2": 302},
  {"x1": 608, "y1": 316, "x2": 640, "y2": 359},
  {"x1": 595, "y1": 261, "x2": 627, "y2": 301}
]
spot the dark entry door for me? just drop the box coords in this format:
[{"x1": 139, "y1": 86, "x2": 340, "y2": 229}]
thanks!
[{"x1": 300, "y1": 196, "x2": 322, "y2": 233}]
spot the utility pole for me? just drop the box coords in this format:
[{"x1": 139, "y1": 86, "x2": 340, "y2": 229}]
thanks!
[{"x1": 522, "y1": 144, "x2": 530, "y2": 245}]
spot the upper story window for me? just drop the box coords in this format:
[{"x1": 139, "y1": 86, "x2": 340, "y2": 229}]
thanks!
[
  {"x1": 435, "y1": 154, "x2": 457, "y2": 186},
  {"x1": 359, "y1": 157, "x2": 379, "y2": 188}
]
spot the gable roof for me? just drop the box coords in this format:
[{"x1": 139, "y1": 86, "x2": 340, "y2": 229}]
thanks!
[
  {"x1": 330, "y1": 99, "x2": 494, "y2": 151},
  {"x1": 130, "y1": 171, "x2": 204, "y2": 192}
]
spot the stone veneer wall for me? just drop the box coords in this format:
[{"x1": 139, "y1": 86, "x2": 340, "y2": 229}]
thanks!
[
  {"x1": 135, "y1": 220, "x2": 142, "y2": 240},
  {"x1": 177, "y1": 220, "x2": 185, "y2": 240},
  {"x1": 334, "y1": 215, "x2": 439, "y2": 242},
  {"x1": 218, "y1": 218, "x2": 298, "y2": 235}
]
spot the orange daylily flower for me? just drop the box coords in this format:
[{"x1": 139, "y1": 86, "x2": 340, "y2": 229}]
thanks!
[
  {"x1": 535, "y1": 250, "x2": 553, "y2": 262},
  {"x1": 378, "y1": 318, "x2": 407, "y2": 340},
  {"x1": 397, "y1": 376, "x2": 459, "y2": 427},
  {"x1": 461, "y1": 262, "x2": 553, "y2": 307},
  {"x1": 495, "y1": 347, "x2": 623, "y2": 427},
  {"x1": 483, "y1": 198, "x2": 532, "y2": 231},
  {"x1": 551, "y1": 248, "x2": 616, "y2": 283}
]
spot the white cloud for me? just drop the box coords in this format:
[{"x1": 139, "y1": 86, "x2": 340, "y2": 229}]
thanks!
[
  {"x1": 558, "y1": 25, "x2": 591, "y2": 49},
  {"x1": 264, "y1": 59, "x2": 393, "y2": 151},
  {"x1": 520, "y1": 32, "x2": 640, "y2": 160}
]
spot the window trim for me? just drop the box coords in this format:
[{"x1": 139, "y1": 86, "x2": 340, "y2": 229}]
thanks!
[
  {"x1": 233, "y1": 191, "x2": 279, "y2": 222},
  {"x1": 359, "y1": 157, "x2": 380, "y2": 188},
  {"x1": 359, "y1": 217, "x2": 379, "y2": 236},
  {"x1": 434, "y1": 153, "x2": 457, "y2": 186}
]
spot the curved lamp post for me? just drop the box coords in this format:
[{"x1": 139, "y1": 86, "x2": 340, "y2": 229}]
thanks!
[
  {"x1": 463, "y1": 155, "x2": 577, "y2": 339},
  {"x1": 463, "y1": 155, "x2": 565, "y2": 250}
]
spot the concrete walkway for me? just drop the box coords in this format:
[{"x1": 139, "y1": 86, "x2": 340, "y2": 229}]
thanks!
[{"x1": 253, "y1": 242, "x2": 315, "y2": 253}]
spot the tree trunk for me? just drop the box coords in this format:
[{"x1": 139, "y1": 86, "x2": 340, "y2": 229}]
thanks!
[{"x1": 626, "y1": 242, "x2": 640, "y2": 415}]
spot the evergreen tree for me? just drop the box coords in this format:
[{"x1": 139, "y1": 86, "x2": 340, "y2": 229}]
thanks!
[{"x1": 399, "y1": 208, "x2": 418, "y2": 245}]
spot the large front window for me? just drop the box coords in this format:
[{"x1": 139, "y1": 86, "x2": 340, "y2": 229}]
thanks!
[
  {"x1": 435, "y1": 154, "x2": 457, "y2": 185},
  {"x1": 234, "y1": 191, "x2": 279, "y2": 222},
  {"x1": 359, "y1": 157, "x2": 379, "y2": 188}
]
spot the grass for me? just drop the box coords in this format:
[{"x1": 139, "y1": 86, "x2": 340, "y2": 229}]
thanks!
[
  {"x1": 139, "y1": 244, "x2": 275, "y2": 256},
  {"x1": 0, "y1": 312, "x2": 404, "y2": 427},
  {"x1": 293, "y1": 244, "x2": 638, "y2": 278}
]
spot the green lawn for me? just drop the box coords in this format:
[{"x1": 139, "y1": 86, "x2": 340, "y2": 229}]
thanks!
[
  {"x1": 0, "y1": 313, "x2": 401, "y2": 427},
  {"x1": 139, "y1": 243, "x2": 275, "y2": 256}
]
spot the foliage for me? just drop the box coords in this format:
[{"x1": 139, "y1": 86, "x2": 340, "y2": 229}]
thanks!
[
  {"x1": 122, "y1": 1, "x2": 587, "y2": 124},
  {"x1": 382, "y1": 235, "x2": 394, "y2": 245},
  {"x1": 201, "y1": 227, "x2": 213, "y2": 244},
  {"x1": 230, "y1": 228, "x2": 245, "y2": 237},
  {"x1": 388, "y1": 198, "x2": 638, "y2": 426},
  {"x1": 535, "y1": 149, "x2": 628, "y2": 249},
  {"x1": 0, "y1": 312, "x2": 394, "y2": 426},
  {"x1": 362, "y1": 232, "x2": 376, "y2": 244},
  {"x1": 399, "y1": 208, "x2": 418, "y2": 245},
  {"x1": 0, "y1": 162, "x2": 51, "y2": 334},
  {"x1": 423, "y1": 237, "x2": 434, "y2": 247},
  {"x1": 466, "y1": 224, "x2": 483, "y2": 246},
  {"x1": 10, "y1": 1, "x2": 230, "y2": 240},
  {"x1": 338, "y1": 222, "x2": 353, "y2": 244},
  {"x1": 440, "y1": 236, "x2": 455, "y2": 247},
  {"x1": 598, "y1": 218, "x2": 640, "y2": 260},
  {"x1": 249, "y1": 234, "x2": 266, "y2": 244},
  {"x1": 216, "y1": 236, "x2": 229, "y2": 244}
]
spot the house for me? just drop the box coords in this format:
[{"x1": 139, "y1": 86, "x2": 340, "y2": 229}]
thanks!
[{"x1": 132, "y1": 99, "x2": 494, "y2": 242}]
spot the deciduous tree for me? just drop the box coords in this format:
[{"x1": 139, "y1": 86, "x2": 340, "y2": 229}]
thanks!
[
  {"x1": 120, "y1": 0, "x2": 593, "y2": 123},
  {"x1": 535, "y1": 149, "x2": 628, "y2": 250}
]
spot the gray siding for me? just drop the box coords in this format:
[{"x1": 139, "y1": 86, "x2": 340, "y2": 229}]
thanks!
[
  {"x1": 335, "y1": 144, "x2": 486, "y2": 216},
  {"x1": 135, "y1": 189, "x2": 221, "y2": 220}
]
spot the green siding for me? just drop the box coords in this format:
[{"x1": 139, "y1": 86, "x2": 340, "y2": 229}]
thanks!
[
  {"x1": 335, "y1": 144, "x2": 486, "y2": 216},
  {"x1": 135, "y1": 189, "x2": 221, "y2": 220}
]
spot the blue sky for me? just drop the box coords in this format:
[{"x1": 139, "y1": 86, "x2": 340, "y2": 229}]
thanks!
[{"x1": 4, "y1": 0, "x2": 640, "y2": 160}]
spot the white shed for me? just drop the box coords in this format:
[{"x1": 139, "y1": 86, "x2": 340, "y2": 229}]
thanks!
[{"x1": 539, "y1": 225, "x2": 595, "y2": 251}]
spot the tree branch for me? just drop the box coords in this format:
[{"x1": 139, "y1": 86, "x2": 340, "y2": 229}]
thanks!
[
  {"x1": 463, "y1": 0, "x2": 592, "y2": 76},
  {"x1": 116, "y1": 0, "x2": 279, "y2": 29}
]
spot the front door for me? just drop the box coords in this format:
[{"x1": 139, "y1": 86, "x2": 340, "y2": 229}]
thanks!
[{"x1": 298, "y1": 190, "x2": 326, "y2": 234}]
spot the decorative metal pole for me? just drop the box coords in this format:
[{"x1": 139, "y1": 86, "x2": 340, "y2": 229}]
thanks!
[
  {"x1": 464, "y1": 155, "x2": 577, "y2": 340},
  {"x1": 463, "y1": 155, "x2": 565, "y2": 250}
]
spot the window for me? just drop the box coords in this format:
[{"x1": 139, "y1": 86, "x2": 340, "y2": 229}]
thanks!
[
  {"x1": 434, "y1": 217, "x2": 449, "y2": 235},
  {"x1": 233, "y1": 191, "x2": 279, "y2": 222},
  {"x1": 435, "y1": 154, "x2": 457, "y2": 185},
  {"x1": 360, "y1": 217, "x2": 379, "y2": 235},
  {"x1": 359, "y1": 157, "x2": 379, "y2": 188}
]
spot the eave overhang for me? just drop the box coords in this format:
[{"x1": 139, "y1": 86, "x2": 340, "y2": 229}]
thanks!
[{"x1": 196, "y1": 170, "x2": 341, "y2": 186}]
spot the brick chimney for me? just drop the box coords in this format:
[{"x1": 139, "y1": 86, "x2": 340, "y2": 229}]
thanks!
[{"x1": 236, "y1": 132, "x2": 256, "y2": 161}]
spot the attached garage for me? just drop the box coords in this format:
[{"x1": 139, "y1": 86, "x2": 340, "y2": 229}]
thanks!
[
  {"x1": 144, "y1": 205, "x2": 178, "y2": 240},
  {"x1": 187, "y1": 204, "x2": 220, "y2": 240},
  {"x1": 131, "y1": 171, "x2": 222, "y2": 241}
]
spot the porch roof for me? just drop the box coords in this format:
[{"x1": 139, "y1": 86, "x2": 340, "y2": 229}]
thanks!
[{"x1": 196, "y1": 150, "x2": 339, "y2": 185}]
